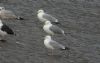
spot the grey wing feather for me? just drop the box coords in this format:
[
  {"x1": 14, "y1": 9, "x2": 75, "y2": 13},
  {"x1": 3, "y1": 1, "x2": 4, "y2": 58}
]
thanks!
[
  {"x1": 50, "y1": 25, "x2": 63, "y2": 34},
  {"x1": 43, "y1": 13, "x2": 58, "y2": 22},
  {"x1": 50, "y1": 40, "x2": 65, "y2": 49}
]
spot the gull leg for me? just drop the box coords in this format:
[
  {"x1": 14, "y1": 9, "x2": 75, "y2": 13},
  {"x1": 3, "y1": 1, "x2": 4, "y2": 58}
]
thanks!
[
  {"x1": 47, "y1": 49, "x2": 51, "y2": 55},
  {"x1": 47, "y1": 49, "x2": 54, "y2": 56}
]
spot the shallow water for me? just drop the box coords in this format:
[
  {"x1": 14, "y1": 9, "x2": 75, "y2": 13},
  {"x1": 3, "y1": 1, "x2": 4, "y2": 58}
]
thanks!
[{"x1": 0, "y1": 0, "x2": 100, "y2": 63}]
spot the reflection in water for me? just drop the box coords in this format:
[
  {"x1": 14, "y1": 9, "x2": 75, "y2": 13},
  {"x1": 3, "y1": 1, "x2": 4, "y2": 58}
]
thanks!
[
  {"x1": 47, "y1": 55, "x2": 63, "y2": 63},
  {"x1": 46, "y1": 50, "x2": 69, "y2": 63}
]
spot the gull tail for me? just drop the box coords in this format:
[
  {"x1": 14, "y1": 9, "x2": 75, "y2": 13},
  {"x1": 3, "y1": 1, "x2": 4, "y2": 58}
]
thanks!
[
  {"x1": 0, "y1": 40, "x2": 6, "y2": 42},
  {"x1": 52, "y1": 19, "x2": 60, "y2": 24},
  {"x1": 62, "y1": 31, "x2": 68, "y2": 38},
  {"x1": 65, "y1": 46, "x2": 70, "y2": 50},
  {"x1": 62, "y1": 30, "x2": 72, "y2": 39},
  {"x1": 61, "y1": 46, "x2": 70, "y2": 50},
  {"x1": 17, "y1": 16, "x2": 24, "y2": 20},
  {"x1": 53, "y1": 22, "x2": 60, "y2": 24}
]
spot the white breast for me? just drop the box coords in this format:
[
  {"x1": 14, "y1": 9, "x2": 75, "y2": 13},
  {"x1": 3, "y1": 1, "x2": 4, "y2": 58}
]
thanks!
[
  {"x1": 37, "y1": 13, "x2": 46, "y2": 22},
  {"x1": 43, "y1": 24, "x2": 54, "y2": 35},
  {"x1": 44, "y1": 39, "x2": 54, "y2": 50}
]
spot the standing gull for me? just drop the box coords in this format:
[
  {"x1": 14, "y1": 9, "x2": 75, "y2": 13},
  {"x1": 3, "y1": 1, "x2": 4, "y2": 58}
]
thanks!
[
  {"x1": 0, "y1": 7, "x2": 24, "y2": 20},
  {"x1": 0, "y1": 19, "x2": 15, "y2": 41},
  {"x1": 43, "y1": 21, "x2": 66, "y2": 36},
  {"x1": 37, "y1": 9, "x2": 59, "y2": 23},
  {"x1": 44, "y1": 35, "x2": 70, "y2": 55}
]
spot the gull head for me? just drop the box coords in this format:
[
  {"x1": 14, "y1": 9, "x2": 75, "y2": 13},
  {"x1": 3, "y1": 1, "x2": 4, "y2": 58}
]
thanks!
[
  {"x1": 0, "y1": 7, "x2": 5, "y2": 10},
  {"x1": 37, "y1": 9, "x2": 44, "y2": 13},
  {"x1": 45, "y1": 35, "x2": 51, "y2": 40},
  {"x1": 45, "y1": 21, "x2": 51, "y2": 25}
]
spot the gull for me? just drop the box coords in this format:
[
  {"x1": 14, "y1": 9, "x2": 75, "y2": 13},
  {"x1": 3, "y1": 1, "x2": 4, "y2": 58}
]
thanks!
[
  {"x1": 44, "y1": 35, "x2": 70, "y2": 55},
  {"x1": 37, "y1": 9, "x2": 59, "y2": 23},
  {"x1": 0, "y1": 19, "x2": 15, "y2": 42},
  {"x1": 0, "y1": 7, "x2": 24, "y2": 20},
  {"x1": 43, "y1": 21, "x2": 66, "y2": 36}
]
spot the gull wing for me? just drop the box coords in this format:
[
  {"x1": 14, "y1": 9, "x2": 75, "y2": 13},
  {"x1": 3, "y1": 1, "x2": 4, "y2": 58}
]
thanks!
[
  {"x1": 50, "y1": 25, "x2": 63, "y2": 34},
  {"x1": 49, "y1": 40, "x2": 65, "y2": 49},
  {"x1": 43, "y1": 13, "x2": 58, "y2": 22}
]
